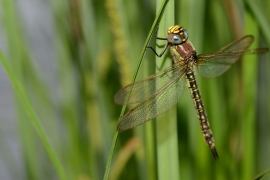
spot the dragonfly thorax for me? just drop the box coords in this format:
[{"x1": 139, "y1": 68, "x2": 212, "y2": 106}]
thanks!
[{"x1": 170, "y1": 40, "x2": 196, "y2": 61}]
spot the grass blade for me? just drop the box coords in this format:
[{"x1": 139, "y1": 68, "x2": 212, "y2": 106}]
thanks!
[
  {"x1": 154, "y1": 0, "x2": 180, "y2": 180},
  {"x1": 0, "y1": 51, "x2": 67, "y2": 180},
  {"x1": 253, "y1": 167, "x2": 270, "y2": 180},
  {"x1": 103, "y1": 0, "x2": 169, "y2": 179}
]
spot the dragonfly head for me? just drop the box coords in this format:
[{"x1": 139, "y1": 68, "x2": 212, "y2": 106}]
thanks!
[{"x1": 167, "y1": 25, "x2": 188, "y2": 45}]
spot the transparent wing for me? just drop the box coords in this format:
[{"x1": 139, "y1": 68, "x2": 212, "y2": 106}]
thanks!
[
  {"x1": 117, "y1": 72, "x2": 186, "y2": 131},
  {"x1": 196, "y1": 35, "x2": 268, "y2": 78},
  {"x1": 114, "y1": 61, "x2": 186, "y2": 104}
]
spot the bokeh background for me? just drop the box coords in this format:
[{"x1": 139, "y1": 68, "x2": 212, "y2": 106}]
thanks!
[{"x1": 0, "y1": 0, "x2": 269, "y2": 180}]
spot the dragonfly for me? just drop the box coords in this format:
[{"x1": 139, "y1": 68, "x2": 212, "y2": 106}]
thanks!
[{"x1": 114, "y1": 25, "x2": 268, "y2": 159}]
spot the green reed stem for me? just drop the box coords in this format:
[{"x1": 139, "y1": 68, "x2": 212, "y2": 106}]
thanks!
[
  {"x1": 102, "y1": 0, "x2": 169, "y2": 179},
  {"x1": 154, "y1": 0, "x2": 180, "y2": 179},
  {"x1": 0, "y1": 51, "x2": 67, "y2": 180}
]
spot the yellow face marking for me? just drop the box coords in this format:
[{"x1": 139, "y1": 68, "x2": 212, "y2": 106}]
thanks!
[{"x1": 167, "y1": 25, "x2": 182, "y2": 34}]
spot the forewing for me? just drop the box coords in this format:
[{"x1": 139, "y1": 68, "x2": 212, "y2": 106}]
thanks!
[
  {"x1": 197, "y1": 48, "x2": 268, "y2": 78},
  {"x1": 114, "y1": 61, "x2": 185, "y2": 104},
  {"x1": 218, "y1": 35, "x2": 254, "y2": 52},
  {"x1": 196, "y1": 35, "x2": 267, "y2": 78},
  {"x1": 117, "y1": 71, "x2": 186, "y2": 131}
]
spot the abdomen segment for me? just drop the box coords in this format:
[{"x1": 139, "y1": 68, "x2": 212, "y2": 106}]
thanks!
[{"x1": 185, "y1": 69, "x2": 219, "y2": 160}]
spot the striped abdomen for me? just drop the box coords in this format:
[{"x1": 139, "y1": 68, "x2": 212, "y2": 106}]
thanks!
[{"x1": 185, "y1": 68, "x2": 219, "y2": 160}]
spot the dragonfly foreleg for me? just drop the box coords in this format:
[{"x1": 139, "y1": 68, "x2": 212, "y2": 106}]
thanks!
[{"x1": 147, "y1": 43, "x2": 169, "y2": 57}]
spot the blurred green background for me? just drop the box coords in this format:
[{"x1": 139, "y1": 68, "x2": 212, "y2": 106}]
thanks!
[{"x1": 0, "y1": 0, "x2": 270, "y2": 180}]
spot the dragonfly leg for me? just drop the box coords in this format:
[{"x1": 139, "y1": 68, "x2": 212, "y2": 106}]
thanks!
[
  {"x1": 153, "y1": 23, "x2": 160, "y2": 38},
  {"x1": 147, "y1": 24, "x2": 169, "y2": 57},
  {"x1": 153, "y1": 23, "x2": 168, "y2": 41},
  {"x1": 147, "y1": 43, "x2": 169, "y2": 57}
]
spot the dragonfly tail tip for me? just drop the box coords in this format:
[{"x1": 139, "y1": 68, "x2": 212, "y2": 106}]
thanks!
[{"x1": 212, "y1": 148, "x2": 219, "y2": 160}]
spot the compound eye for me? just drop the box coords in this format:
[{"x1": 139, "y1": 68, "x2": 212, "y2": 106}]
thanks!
[
  {"x1": 183, "y1": 29, "x2": 188, "y2": 39},
  {"x1": 172, "y1": 35, "x2": 183, "y2": 44}
]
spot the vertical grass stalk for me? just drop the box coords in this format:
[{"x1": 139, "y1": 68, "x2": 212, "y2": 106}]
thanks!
[
  {"x1": 103, "y1": 0, "x2": 169, "y2": 179},
  {"x1": 155, "y1": 0, "x2": 180, "y2": 180}
]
